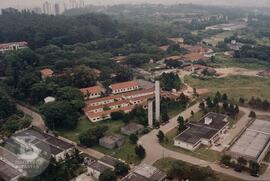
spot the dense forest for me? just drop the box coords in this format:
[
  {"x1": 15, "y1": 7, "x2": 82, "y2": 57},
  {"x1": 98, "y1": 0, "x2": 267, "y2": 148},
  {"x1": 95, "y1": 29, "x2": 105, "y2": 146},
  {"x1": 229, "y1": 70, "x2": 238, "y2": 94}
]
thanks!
[{"x1": 0, "y1": 10, "x2": 117, "y2": 48}]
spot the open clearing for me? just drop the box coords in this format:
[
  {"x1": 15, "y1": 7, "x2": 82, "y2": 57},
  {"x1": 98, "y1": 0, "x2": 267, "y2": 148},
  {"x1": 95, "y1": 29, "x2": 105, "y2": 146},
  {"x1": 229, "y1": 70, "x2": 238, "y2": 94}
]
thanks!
[
  {"x1": 215, "y1": 67, "x2": 261, "y2": 78},
  {"x1": 185, "y1": 75, "x2": 270, "y2": 100},
  {"x1": 203, "y1": 31, "x2": 234, "y2": 46}
]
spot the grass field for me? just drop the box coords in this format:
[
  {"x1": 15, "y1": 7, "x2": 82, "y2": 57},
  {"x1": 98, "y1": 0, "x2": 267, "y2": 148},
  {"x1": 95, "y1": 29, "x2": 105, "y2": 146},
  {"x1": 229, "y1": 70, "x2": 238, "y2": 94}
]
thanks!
[
  {"x1": 203, "y1": 31, "x2": 234, "y2": 46},
  {"x1": 161, "y1": 127, "x2": 221, "y2": 162},
  {"x1": 257, "y1": 37, "x2": 270, "y2": 46},
  {"x1": 58, "y1": 117, "x2": 142, "y2": 165},
  {"x1": 154, "y1": 158, "x2": 243, "y2": 181},
  {"x1": 208, "y1": 54, "x2": 270, "y2": 69},
  {"x1": 58, "y1": 117, "x2": 125, "y2": 143},
  {"x1": 185, "y1": 75, "x2": 270, "y2": 100}
]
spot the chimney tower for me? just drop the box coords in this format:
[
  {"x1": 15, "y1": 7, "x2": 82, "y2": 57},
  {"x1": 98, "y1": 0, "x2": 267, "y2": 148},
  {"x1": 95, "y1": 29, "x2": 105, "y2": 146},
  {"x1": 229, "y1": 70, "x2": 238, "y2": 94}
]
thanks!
[
  {"x1": 155, "y1": 81, "x2": 160, "y2": 122},
  {"x1": 148, "y1": 99, "x2": 153, "y2": 128}
]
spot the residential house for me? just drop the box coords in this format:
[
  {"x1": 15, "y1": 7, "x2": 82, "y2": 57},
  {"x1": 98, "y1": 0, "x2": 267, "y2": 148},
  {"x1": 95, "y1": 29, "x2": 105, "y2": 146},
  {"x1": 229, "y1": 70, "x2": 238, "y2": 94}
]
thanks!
[
  {"x1": 80, "y1": 85, "x2": 104, "y2": 100},
  {"x1": 40, "y1": 68, "x2": 54, "y2": 79},
  {"x1": 0, "y1": 41, "x2": 28, "y2": 53},
  {"x1": 121, "y1": 123, "x2": 144, "y2": 136}
]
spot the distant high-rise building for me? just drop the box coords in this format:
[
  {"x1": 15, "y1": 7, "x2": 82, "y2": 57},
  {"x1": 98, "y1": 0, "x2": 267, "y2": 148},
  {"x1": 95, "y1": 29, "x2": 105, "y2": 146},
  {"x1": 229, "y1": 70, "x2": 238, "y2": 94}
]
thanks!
[
  {"x1": 43, "y1": 1, "x2": 51, "y2": 14},
  {"x1": 54, "y1": 3, "x2": 60, "y2": 15}
]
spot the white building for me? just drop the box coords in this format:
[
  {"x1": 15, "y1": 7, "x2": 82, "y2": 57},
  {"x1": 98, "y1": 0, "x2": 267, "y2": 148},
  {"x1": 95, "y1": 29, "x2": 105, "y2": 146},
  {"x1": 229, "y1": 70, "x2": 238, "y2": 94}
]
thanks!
[
  {"x1": 174, "y1": 112, "x2": 229, "y2": 151},
  {"x1": 0, "y1": 42, "x2": 28, "y2": 53}
]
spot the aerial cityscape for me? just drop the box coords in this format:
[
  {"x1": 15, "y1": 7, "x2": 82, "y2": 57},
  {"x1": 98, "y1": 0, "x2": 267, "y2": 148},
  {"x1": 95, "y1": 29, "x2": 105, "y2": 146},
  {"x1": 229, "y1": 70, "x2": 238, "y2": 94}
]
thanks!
[{"x1": 0, "y1": 0, "x2": 270, "y2": 181}]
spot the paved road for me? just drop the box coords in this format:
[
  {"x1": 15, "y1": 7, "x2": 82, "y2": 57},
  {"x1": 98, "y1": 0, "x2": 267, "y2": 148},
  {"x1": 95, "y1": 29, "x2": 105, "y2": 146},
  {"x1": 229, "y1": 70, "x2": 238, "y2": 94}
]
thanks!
[
  {"x1": 139, "y1": 103, "x2": 270, "y2": 181},
  {"x1": 16, "y1": 104, "x2": 47, "y2": 131},
  {"x1": 16, "y1": 103, "x2": 104, "y2": 159}
]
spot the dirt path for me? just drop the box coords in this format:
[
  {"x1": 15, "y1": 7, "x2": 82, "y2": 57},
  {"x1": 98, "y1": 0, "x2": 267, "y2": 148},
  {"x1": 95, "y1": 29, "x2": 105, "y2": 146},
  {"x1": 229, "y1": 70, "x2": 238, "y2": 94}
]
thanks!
[{"x1": 215, "y1": 67, "x2": 262, "y2": 78}]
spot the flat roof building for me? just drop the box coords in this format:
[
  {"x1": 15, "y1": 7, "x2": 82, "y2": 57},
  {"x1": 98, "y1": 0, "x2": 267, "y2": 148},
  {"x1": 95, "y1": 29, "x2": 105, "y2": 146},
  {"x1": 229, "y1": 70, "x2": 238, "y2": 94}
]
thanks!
[
  {"x1": 227, "y1": 119, "x2": 270, "y2": 163},
  {"x1": 99, "y1": 134, "x2": 125, "y2": 149},
  {"x1": 0, "y1": 160, "x2": 22, "y2": 181},
  {"x1": 174, "y1": 112, "x2": 229, "y2": 151},
  {"x1": 122, "y1": 164, "x2": 166, "y2": 181},
  {"x1": 121, "y1": 123, "x2": 144, "y2": 136}
]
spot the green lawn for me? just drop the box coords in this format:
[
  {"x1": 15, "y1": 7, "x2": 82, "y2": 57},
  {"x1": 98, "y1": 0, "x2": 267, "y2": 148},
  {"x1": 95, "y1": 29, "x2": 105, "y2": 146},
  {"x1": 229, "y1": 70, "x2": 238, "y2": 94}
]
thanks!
[
  {"x1": 161, "y1": 128, "x2": 221, "y2": 162},
  {"x1": 185, "y1": 75, "x2": 270, "y2": 100},
  {"x1": 208, "y1": 54, "x2": 270, "y2": 69},
  {"x1": 257, "y1": 37, "x2": 270, "y2": 46},
  {"x1": 58, "y1": 117, "x2": 142, "y2": 165},
  {"x1": 203, "y1": 31, "x2": 234, "y2": 46},
  {"x1": 154, "y1": 158, "x2": 243, "y2": 181},
  {"x1": 58, "y1": 117, "x2": 125, "y2": 143},
  {"x1": 93, "y1": 137, "x2": 141, "y2": 165}
]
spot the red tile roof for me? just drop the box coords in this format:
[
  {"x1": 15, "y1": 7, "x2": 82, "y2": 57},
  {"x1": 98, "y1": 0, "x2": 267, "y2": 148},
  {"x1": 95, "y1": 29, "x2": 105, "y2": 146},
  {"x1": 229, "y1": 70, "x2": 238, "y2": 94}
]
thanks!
[
  {"x1": 84, "y1": 100, "x2": 130, "y2": 111},
  {"x1": 86, "y1": 105, "x2": 134, "y2": 118},
  {"x1": 85, "y1": 94, "x2": 124, "y2": 105},
  {"x1": 40, "y1": 68, "x2": 54, "y2": 77},
  {"x1": 110, "y1": 81, "x2": 139, "y2": 91},
  {"x1": 122, "y1": 88, "x2": 154, "y2": 98},
  {"x1": 80, "y1": 85, "x2": 103, "y2": 95},
  {"x1": 0, "y1": 41, "x2": 28, "y2": 49}
]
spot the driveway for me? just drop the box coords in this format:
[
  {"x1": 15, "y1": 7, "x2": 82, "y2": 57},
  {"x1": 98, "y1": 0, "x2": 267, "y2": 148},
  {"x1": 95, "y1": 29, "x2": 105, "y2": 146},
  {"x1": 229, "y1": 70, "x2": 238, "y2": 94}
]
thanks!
[{"x1": 139, "y1": 103, "x2": 270, "y2": 181}]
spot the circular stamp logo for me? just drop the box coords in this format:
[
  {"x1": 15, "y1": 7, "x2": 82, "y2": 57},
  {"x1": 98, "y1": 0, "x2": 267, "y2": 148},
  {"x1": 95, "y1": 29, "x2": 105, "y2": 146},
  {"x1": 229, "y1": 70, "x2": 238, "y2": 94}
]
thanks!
[{"x1": 2, "y1": 129, "x2": 51, "y2": 178}]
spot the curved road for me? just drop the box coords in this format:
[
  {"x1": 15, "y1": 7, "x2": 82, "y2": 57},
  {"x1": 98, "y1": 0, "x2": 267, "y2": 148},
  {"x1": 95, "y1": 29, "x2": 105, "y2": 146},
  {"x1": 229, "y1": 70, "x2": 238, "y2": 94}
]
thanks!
[
  {"x1": 16, "y1": 103, "x2": 104, "y2": 159},
  {"x1": 139, "y1": 103, "x2": 270, "y2": 181}
]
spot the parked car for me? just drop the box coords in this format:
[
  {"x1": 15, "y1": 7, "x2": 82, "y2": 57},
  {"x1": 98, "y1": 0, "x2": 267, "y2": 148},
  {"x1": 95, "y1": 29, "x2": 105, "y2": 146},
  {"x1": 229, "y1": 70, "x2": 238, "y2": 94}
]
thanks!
[
  {"x1": 250, "y1": 171, "x2": 259, "y2": 177},
  {"x1": 234, "y1": 165, "x2": 242, "y2": 172}
]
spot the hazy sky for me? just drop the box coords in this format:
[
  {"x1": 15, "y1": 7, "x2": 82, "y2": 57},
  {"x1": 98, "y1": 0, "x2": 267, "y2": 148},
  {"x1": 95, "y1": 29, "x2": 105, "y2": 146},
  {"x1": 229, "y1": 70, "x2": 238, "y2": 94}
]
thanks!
[{"x1": 1, "y1": 0, "x2": 270, "y2": 8}]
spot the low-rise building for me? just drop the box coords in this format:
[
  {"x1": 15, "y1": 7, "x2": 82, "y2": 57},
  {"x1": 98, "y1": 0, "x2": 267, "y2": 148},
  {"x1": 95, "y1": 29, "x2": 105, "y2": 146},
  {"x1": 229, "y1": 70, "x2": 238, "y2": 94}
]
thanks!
[
  {"x1": 0, "y1": 160, "x2": 22, "y2": 181},
  {"x1": 40, "y1": 68, "x2": 54, "y2": 79},
  {"x1": 44, "y1": 96, "x2": 56, "y2": 103},
  {"x1": 121, "y1": 123, "x2": 144, "y2": 136},
  {"x1": 0, "y1": 41, "x2": 28, "y2": 53},
  {"x1": 99, "y1": 134, "x2": 125, "y2": 149},
  {"x1": 86, "y1": 161, "x2": 111, "y2": 179},
  {"x1": 80, "y1": 85, "x2": 104, "y2": 100},
  {"x1": 122, "y1": 164, "x2": 166, "y2": 181},
  {"x1": 109, "y1": 81, "x2": 140, "y2": 94},
  {"x1": 227, "y1": 119, "x2": 270, "y2": 163},
  {"x1": 174, "y1": 112, "x2": 228, "y2": 151}
]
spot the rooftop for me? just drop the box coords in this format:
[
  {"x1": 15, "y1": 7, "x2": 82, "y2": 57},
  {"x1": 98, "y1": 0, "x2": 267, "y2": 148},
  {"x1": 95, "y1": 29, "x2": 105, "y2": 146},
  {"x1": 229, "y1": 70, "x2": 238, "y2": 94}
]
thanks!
[
  {"x1": 0, "y1": 160, "x2": 21, "y2": 181},
  {"x1": 88, "y1": 161, "x2": 111, "y2": 173},
  {"x1": 121, "y1": 123, "x2": 144, "y2": 132},
  {"x1": 132, "y1": 164, "x2": 166, "y2": 180},
  {"x1": 99, "y1": 155, "x2": 118, "y2": 167},
  {"x1": 99, "y1": 134, "x2": 124, "y2": 145},
  {"x1": 175, "y1": 112, "x2": 228, "y2": 144},
  {"x1": 228, "y1": 119, "x2": 270, "y2": 161},
  {"x1": 80, "y1": 85, "x2": 103, "y2": 94},
  {"x1": 110, "y1": 81, "x2": 140, "y2": 91},
  {"x1": 40, "y1": 68, "x2": 54, "y2": 77}
]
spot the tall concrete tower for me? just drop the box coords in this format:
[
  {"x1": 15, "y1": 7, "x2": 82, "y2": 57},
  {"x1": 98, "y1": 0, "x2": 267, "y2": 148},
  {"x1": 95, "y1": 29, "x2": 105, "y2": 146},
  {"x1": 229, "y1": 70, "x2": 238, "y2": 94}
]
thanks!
[
  {"x1": 148, "y1": 99, "x2": 153, "y2": 128},
  {"x1": 155, "y1": 81, "x2": 160, "y2": 122}
]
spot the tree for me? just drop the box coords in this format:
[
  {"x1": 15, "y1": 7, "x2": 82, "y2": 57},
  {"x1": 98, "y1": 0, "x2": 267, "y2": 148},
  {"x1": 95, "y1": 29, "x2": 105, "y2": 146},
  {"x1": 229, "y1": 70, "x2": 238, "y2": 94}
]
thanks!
[
  {"x1": 222, "y1": 93, "x2": 228, "y2": 102},
  {"x1": 99, "y1": 169, "x2": 116, "y2": 181},
  {"x1": 177, "y1": 116, "x2": 186, "y2": 132},
  {"x1": 40, "y1": 101, "x2": 80, "y2": 130},
  {"x1": 160, "y1": 72, "x2": 182, "y2": 91},
  {"x1": 129, "y1": 134, "x2": 138, "y2": 144},
  {"x1": 115, "y1": 68, "x2": 133, "y2": 82},
  {"x1": 157, "y1": 130, "x2": 165, "y2": 142},
  {"x1": 239, "y1": 97, "x2": 245, "y2": 104},
  {"x1": 199, "y1": 102, "x2": 205, "y2": 111},
  {"x1": 79, "y1": 126, "x2": 108, "y2": 147},
  {"x1": 161, "y1": 112, "x2": 170, "y2": 123},
  {"x1": 249, "y1": 160, "x2": 260, "y2": 174},
  {"x1": 114, "y1": 162, "x2": 130, "y2": 177},
  {"x1": 206, "y1": 97, "x2": 213, "y2": 108},
  {"x1": 237, "y1": 157, "x2": 247, "y2": 168},
  {"x1": 0, "y1": 93, "x2": 16, "y2": 119},
  {"x1": 221, "y1": 155, "x2": 231, "y2": 166},
  {"x1": 111, "y1": 111, "x2": 125, "y2": 120},
  {"x1": 71, "y1": 65, "x2": 98, "y2": 88},
  {"x1": 191, "y1": 110, "x2": 194, "y2": 116},
  {"x1": 135, "y1": 145, "x2": 146, "y2": 159},
  {"x1": 249, "y1": 111, "x2": 256, "y2": 118}
]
